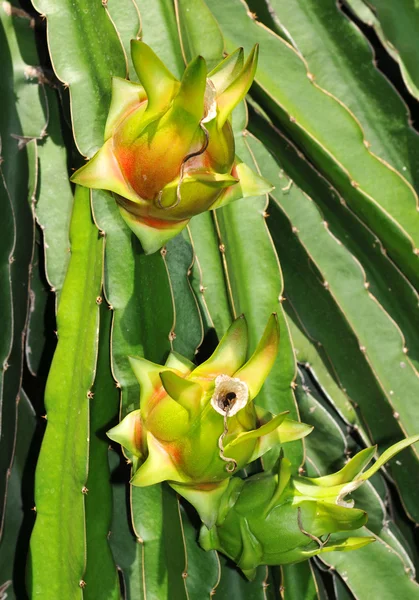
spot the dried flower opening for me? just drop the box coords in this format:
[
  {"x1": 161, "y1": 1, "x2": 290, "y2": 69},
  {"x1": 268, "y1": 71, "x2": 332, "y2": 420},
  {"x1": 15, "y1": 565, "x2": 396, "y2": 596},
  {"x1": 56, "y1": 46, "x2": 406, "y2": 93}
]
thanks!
[{"x1": 210, "y1": 375, "x2": 249, "y2": 417}]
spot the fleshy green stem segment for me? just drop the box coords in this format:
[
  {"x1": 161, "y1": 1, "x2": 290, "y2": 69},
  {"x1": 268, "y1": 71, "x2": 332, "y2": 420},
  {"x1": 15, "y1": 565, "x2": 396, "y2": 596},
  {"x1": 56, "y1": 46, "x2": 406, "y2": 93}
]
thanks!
[
  {"x1": 107, "y1": 315, "x2": 419, "y2": 577},
  {"x1": 71, "y1": 42, "x2": 272, "y2": 254}
]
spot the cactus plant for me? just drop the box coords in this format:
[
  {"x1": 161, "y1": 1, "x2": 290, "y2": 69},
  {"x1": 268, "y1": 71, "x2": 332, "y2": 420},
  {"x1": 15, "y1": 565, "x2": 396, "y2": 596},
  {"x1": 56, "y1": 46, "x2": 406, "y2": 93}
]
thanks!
[{"x1": 2, "y1": 0, "x2": 419, "y2": 599}]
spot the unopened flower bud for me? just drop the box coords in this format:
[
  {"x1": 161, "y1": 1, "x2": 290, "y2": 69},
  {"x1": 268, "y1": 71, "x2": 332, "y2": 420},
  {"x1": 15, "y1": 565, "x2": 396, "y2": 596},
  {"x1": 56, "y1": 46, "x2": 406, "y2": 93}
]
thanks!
[
  {"x1": 71, "y1": 42, "x2": 273, "y2": 254},
  {"x1": 107, "y1": 314, "x2": 312, "y2": 525}
]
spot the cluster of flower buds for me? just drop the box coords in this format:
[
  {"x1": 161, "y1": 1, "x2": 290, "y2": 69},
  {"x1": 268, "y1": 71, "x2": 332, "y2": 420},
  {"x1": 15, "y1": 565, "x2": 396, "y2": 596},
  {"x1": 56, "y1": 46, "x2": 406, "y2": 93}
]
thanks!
[
  {"x1": 108, "y1": 312, "x2": 419, "y2": 576},
  {"x1": 71, "y1": 41, "x2": 272, "y2": 254}
]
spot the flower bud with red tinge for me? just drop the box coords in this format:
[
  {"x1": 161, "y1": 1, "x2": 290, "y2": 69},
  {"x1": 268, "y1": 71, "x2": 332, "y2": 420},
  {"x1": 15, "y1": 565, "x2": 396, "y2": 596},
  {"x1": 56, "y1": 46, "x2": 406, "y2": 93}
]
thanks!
[{"x1": 72, "y1": 42, "x2": 272, "y2": 254}]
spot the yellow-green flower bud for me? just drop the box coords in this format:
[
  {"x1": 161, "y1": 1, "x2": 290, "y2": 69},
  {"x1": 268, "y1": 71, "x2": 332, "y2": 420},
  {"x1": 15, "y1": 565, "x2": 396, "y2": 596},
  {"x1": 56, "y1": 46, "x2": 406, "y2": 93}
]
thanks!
[
  {"x1": 71, "y1": 42, "x2": 272, "y2": 254},
  {"x1": 107, "y1": 315, "x2": 312, "y2": 526}
]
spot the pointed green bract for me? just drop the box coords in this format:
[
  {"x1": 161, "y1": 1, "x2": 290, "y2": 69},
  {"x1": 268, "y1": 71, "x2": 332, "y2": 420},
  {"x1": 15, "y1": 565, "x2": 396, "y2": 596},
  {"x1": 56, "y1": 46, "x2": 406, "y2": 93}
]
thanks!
[
  {"x1": 209, "y1": 47, "x2": 244, "y2": 95},
  {"x1": 292, "y1": 478, "x2": 354, "y2": 501},
  {"x1": 217, "y1": 44, "x2": 259, "y2": 127},
  {"x1": 304, "y1": 437, "x2": 419, "y2": 490},
  {"x1": 70, "y1": 140, "x2": 139, "y2": 203},
  {"x1": 311, "y1": 503, "x2": 368, "y2": 533},
  {"x1": 248, "y1": 417, "x2": 313, "y2": 462},
  {"x1": 237, "y1": 518, "x2": 264, "y2": 570},
  {"x1": 235, "y1": 313, "x2": 280, "y2": 398},
  {"x1": 130, "y1": 40, "x2": 179, "y2": 116},
  {"x1": 131, "y1": 432, "x2": 181, "y2": 486},
  {"x1": 157, "y1": 172, "x2": 238, "y2": 218},
  {"x1": 268, "y1": 418, "x2": 313, "y2": 444},
  {"x1": 293, "y1": 436, "x2": 419, "y2": 508},
  {"x1": 317, "y1": 537, "x2": 375, "y2": 555},
  {"x1": 107, "y1": 410, "x2": 144, "y2": 458},
  {"x1": 306, "y1": 446, "x2": 377, "y2": 488},
  {"x1": 171, "y1": 55, "x2": 207, "y2": 122},
  {"x1": 210, "y1": 157, "x2": 273, "y2": 209},
  {"x1": 226, "y1": 411, "x2": 289, "y2": 448},
  {"x1": 359, "y1": 435, "x2": 419, "y2": 481},
  {"x1": 104, "y1": 77, "x2": 146, "y2": 140},
  {"x1": 159, "y1": 370, "x2": 202, "y2": 414},
  {"x1": 191, "y1": 314, "x2": 248, "y2": 378},
  {"x1": 118, "y1": 206, "x2": 190, "y2": 255},
  {"x1": 171, "y1": 479, "x2": 230, "y2": 528},
  {"x1": 128, "y1": 356, "x2": 166, "y2": 408},
  {"x1": 264, "y1": 455, "x2": 292, "y2": 514},
  {"x1": 165, "y1": 351, "x2": 195, "y2": 374},
  {"x1": 241, "y1": 568, "x2": 258, "y2": 581}
]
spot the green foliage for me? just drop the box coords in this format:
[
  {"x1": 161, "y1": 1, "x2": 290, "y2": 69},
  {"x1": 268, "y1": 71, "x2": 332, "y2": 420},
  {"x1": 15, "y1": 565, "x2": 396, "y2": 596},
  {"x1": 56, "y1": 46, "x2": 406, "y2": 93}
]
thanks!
[{"x1": 1, "y1": 0, "x2": 419, "y2": 599}]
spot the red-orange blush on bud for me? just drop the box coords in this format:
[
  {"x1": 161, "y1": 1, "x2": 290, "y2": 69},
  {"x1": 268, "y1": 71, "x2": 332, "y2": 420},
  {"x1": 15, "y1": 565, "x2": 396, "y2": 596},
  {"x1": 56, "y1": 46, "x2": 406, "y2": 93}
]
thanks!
[{"x1": 71, "y1": 42, "x2": 273, "y2": 254}]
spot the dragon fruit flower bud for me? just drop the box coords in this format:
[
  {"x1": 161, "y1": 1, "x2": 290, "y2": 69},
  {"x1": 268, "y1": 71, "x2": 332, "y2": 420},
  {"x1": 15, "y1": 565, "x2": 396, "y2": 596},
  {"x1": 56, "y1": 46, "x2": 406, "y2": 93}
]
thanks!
[
  {"x1": 199, "y1": 435, "x2": 419, "y2": 578},
  {"x1": 107, "y1": 315, "x2": 312, "y2": 525},
  {"x1": 71, "y1": 41, "x2": 273, "y2": 254}
]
